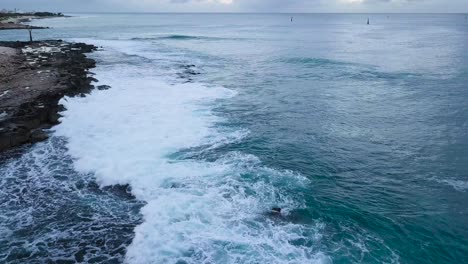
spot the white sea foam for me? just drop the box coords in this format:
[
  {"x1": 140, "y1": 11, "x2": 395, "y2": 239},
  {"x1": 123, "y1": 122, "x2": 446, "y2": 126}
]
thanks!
[
  {"x1": 0, "y1": 90, "x2": 9, "y2": 98},
  {"x1": 54, "y1": 43, "x2": 328, "y2": 264},
  {"x1": 436, "y1": 178, "x2": 468, "y2": 192},
  {"x1": 0, "y1": 111, "x2": 7, "y2": 121}
]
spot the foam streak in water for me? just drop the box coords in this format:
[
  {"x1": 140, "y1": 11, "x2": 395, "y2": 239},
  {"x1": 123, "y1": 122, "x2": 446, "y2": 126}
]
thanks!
[{"x1": 54, "y1": 46, "x2": 328, "y2": 264}]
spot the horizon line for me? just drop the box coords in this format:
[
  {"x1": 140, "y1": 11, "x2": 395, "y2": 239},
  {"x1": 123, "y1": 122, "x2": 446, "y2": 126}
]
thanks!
[{"x1": 59, "y1": 11, "x2": 468, "y2": 14}]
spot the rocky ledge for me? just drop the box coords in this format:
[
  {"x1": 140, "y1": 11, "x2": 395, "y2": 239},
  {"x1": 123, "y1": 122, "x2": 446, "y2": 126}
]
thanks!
[
  {"x1": 0, "y1": 23, "x2": 47, "y2": 30},
  {"x1": 0, "y1": 40, "x2": 97, "y2": 152}
]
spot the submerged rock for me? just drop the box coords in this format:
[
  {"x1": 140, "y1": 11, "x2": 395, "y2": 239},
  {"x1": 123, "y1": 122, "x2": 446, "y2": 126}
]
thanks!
[
  {"x1": 97, "y1": 85, "x2": 111, "y2": 90},
  {"x1": 271, "y1": 207, "x2": 282, "y2": 214}
]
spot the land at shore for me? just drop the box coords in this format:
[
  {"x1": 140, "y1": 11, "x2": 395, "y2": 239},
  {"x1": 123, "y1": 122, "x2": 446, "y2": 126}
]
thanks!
[
  {"x1": 0, "y1": 12, "x2": 64, "y2": 30},
  {"x1": 0, "y1": 22, "x2": 46, "y2": 30},
  {"x1": 0, "y1": 40, "x2": 97, "y2": 152}
]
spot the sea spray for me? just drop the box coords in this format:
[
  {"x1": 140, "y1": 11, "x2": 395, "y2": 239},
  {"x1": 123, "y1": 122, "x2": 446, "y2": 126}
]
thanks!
[{"x1": 54, "y1": 46, "x2": 328, "y2": 263}]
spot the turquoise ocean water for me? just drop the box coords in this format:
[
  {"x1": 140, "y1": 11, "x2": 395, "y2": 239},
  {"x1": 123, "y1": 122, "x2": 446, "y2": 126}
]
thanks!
[{"x1": 0, "y1": 13, "x2": 467, "y2": 263}]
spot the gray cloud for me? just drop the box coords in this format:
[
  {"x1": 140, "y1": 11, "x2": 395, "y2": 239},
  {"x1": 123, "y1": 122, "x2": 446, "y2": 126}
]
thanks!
[{"x1": 0, "y1": 0, "x2": 466, "y2": 13}]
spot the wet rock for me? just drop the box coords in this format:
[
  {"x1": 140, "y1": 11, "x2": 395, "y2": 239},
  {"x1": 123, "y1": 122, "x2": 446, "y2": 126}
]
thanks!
[
  {"x1": 271, "y1": 207, "x2": 282, "y2": 214},
  {"x1": 97, "y1": 85, "x2": 111, "y2": 90},
  {"x1": 30, "y1": 129, "x2": 48, "y2": 143},
  {"x1": 103, "y1": 184, "x2": 136, "y2": 199},
  {"x1": 265, "y1": 207, "x2": 284, "y2": 220},
  {"x1": 0, "y1": 40, "x2": 97, "y2": 152}
]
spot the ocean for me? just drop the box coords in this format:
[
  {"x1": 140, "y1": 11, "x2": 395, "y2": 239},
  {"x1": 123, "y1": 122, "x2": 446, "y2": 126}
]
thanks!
[{"x1": 0, "y1": 13, "x2": 467, "y2": 263}]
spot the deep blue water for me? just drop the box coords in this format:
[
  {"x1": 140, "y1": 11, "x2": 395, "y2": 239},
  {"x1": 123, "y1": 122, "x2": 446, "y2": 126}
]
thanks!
[{"x1": 0, "y1": 13, "x2": 467, "y2": 263}]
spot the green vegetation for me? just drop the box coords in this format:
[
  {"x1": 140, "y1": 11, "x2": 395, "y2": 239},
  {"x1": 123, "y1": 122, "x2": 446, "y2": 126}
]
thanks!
[{"x1": 32, "y1": 12, "x2": 64, "y2": 17}]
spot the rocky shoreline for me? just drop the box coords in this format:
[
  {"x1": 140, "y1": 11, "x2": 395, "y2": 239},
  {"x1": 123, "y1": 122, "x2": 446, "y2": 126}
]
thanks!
[
  {"x1": 0, "y1": 12, "x2": 62, "y2": 30},
  {"x1": 0, "y1": 23, "x2": 46, "y2": 30},
  {"x1": 0, "y1": 40, "x2": 97, "y2": 152}
]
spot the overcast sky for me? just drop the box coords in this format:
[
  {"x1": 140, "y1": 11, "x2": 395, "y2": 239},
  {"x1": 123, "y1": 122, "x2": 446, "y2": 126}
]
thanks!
[{"x1": 1, "y1": 0, "x2": 467, "y2": 13}]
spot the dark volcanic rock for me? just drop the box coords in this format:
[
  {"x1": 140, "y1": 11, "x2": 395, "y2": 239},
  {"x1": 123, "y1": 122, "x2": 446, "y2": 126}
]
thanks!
[
  {"x1": 0, "y1": 40, "x2": 98, "y2": 152},
  {"x1": 30, "y1": 129, "x2": 49, "y2": 142},
  {"x1": 97, "y1": 85, "x2": 111, "y2": 90},
  {"x1": 0, "y1": 23, "x2": 47, "y2": 30},
  {"x1": 271, "y1": 207, "x2": 282, "y2": 214}
]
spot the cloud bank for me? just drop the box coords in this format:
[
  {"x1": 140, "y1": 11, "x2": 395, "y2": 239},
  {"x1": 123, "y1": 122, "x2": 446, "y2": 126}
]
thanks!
[{"x1": 1, "y1": 0, "x2": 466, "y2": 13}]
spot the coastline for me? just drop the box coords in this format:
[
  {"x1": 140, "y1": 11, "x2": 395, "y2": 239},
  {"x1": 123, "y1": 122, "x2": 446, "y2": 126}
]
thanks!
[
  {"x1": 0, "y1": 12, "x2": 66, "y2": 30},
  {"x1": 0, "y1": 23, "x2": 47, "y2": 30},
  {"x1": 0, "y1": 13, "x2": 466, "y2": 264},
  {"x1": 0, "y1": 40, "x2": 97, "y2": 152}
]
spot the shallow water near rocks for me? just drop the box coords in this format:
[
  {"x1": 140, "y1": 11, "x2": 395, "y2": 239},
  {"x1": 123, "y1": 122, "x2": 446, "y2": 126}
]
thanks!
[{"x1": 0, "y1": 13, "x2": 467, "y2": 263}]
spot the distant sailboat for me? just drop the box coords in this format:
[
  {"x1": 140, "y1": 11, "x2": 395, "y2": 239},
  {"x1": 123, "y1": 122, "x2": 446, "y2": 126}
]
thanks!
[
  {"x1": 291, "y1": 16, "x2": 294, "y2": 22},
  {"x1": 367, "y1": 18, "x2": 370, "y2": 25}
]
